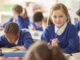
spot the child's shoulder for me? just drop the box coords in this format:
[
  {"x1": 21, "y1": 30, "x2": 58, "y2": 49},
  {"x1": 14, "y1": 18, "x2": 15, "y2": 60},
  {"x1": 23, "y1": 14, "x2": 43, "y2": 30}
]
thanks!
[
  {"x1": 76, "y1": 21, "x2": 80, "y2": 25},
  {"x1": 0, "y1": 35, "x2": 6, "y2": 40},
  {"x1": 46, "y1": 24, "x2": 54, "y2": 29},
  {"x1": 67, "y1": 23, "x2": 77, "y2": 31},
  {"x1": 44, "y1": 24, "x2": 54, "y2": 32}
]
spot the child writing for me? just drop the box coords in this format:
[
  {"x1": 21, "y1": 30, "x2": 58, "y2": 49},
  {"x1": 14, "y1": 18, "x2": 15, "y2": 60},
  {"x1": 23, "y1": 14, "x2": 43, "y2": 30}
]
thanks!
[
  {"x1": 29, "y1": 12, "x2": 44, "y2": 31},
  {"x1": 0, "y1": 22, "x2": 33, "y2": 50},
  {"x1": 3, "y1": 4, "x2": 30, "y2": 29}
]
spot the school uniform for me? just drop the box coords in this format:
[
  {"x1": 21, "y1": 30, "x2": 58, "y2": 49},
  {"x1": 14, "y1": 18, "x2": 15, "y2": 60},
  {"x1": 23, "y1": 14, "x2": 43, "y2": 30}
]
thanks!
[
  {"x1": 75, "y1": 21, "x2": 80, "y2": 31},
  {"x1": 41, "y1": 23, "x2": 79, "y2": 54},
  {"x1": 30, "y1": 22, "x2": 43, "y2": 31},
  {"x1": 0, "y1": 29, "x2": 33, "y2": 49},
  {"x1": 3, "y1": 16, "x2": 30, "y2": 29}
]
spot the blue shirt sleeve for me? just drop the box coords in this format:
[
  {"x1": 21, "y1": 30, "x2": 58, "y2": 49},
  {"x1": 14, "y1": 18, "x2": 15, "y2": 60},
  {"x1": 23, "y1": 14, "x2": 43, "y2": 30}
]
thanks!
[
  {"x1": 63, "y1": 26, "x2": 79, "y2": 54},
  {"x1": 75, "y1": 21, "x2": 80, "y2": 31},
  {"x1": 31, "y1": 22, "x2": 43, "y2": 31},
  {"x1": 0, "y1": 35, "x2": 5, "y2": 47},
  {"x1": 16, "y1": 16, "x2": 30, "y2": 29},
  {"x1": 24, "y1": 17, "x2": 30, "y2": 28},
  {"x1": 2, "y1": 17, "x2": 13, "y2": 27},
  {"x1": 23, "y1": 30, "x2": 34, "y2": 49},
  {"x1": 41, "y1": 28, "x2": 50, "y2": 42}
]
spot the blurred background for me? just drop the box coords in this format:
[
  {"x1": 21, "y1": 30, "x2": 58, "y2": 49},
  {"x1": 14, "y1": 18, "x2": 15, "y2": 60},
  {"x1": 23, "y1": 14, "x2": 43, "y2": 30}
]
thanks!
[{"x1": 0, "y1": 0, "x2": 80, "y2": 24}]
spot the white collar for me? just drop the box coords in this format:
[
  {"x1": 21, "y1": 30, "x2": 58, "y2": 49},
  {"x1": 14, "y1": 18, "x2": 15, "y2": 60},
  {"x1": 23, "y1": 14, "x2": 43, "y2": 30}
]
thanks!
[
  {"x1": 15, "y1": 39, "x2": 19, "y2": 45},
  {"x1": 55, "y1": 22, "x2": 67, "y2": 35}
]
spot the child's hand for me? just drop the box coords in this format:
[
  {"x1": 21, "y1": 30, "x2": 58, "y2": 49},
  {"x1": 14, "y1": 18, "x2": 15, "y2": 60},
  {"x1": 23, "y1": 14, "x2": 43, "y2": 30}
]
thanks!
[
  {"x1": 12, "y1": 46, "x2": 26, "y2": 51},
  {"x1": 51, "y1": 38, "x2": 59, "y2": 46},
  {"x1": 28, "y1": 26, "x2": 35, "y2": 30},
  {"x1": 13, "y1": 17, "x2": 16, "y2": 23}
]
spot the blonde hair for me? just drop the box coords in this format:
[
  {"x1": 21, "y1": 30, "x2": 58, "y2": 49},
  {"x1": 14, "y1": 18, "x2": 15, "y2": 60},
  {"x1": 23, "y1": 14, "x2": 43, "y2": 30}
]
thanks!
[{"x1": 48, "y1": 3, "x2": 71, "y2": 25}]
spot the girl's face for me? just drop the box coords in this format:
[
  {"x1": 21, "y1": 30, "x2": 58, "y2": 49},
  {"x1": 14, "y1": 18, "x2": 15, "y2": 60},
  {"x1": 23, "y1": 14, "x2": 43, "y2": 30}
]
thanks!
[{"x1": 51, "y1": 9, "x2": 67, "y2": 28}]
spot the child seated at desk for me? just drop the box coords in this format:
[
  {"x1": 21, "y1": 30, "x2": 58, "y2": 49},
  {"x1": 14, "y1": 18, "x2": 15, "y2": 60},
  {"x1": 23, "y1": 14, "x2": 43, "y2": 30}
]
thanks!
[
  {"x1": 41, "y1": 3, "x2": 79, "y2": 54},
  {"x1": 2, "y1": 4, "x2": 30, "y2": 29},
  {"x1": 0, "y1": 22, "x2": 33, "y2": 50},
  {"x1": 29, "y1": 12, "x2": 45, "y2": 31}
]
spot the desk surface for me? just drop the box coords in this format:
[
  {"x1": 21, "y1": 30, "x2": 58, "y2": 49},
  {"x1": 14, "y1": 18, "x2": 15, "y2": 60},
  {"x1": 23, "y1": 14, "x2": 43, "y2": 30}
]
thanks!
[{"x1": 67, "y1": 53, "x2": 80, "y2": 60}]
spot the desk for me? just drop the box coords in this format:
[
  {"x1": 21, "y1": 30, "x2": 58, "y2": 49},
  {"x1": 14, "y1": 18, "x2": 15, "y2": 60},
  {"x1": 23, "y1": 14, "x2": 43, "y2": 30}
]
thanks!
[
  {"x1": 29, "y1": 30, "x2": 42, "y2": 41},
  {"x1": 68, "y1": 53, "x2": 80, "y2": 60},
  {"x1": 0, "y1": 51, "x2": 26, "y2": 60},
  {"x1": 0, "y1": 57, "x2": 24, "y2": 60},
  {"x1": 0, "y1": 30, "x2": 42, "y2": 42}
]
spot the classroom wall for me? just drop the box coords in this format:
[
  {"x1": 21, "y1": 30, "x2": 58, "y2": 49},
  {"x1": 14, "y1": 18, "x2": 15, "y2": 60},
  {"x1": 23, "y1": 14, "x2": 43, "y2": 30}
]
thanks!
[
  {"x1": 0, "y1": 0, "x2": 80, "y2": 24},
  {"x1": 0, "y1": 0, "x2": 4, "y2": 12}
]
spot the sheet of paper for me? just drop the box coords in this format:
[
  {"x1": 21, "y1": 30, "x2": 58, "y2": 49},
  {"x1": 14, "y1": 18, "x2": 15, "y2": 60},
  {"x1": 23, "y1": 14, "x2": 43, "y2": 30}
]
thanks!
[{"x1": 1, "y1": 48, "x2": 17, "y2": 53}]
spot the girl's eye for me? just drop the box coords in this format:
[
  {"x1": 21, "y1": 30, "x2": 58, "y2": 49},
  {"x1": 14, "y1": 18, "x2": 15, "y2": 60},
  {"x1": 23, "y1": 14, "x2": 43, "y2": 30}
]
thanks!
[
  {"x1": 53, "y1": 16, "x2": 57, "y2": 18},
  {"x1": 59, "y1": 15, "x2": 63, "y2": 18}
]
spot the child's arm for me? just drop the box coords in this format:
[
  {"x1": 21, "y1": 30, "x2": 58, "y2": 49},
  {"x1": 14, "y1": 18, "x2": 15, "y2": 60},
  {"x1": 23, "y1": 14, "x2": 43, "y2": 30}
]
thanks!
[
  {"x1": 28, "y1": 25, "x2": 35, "y2": 30},
  {"x1": 63, "y1": 26, "x2": 79, "y2": 54},
  {"x1": 41, "y1": 27, "x2": 50, "y2": 42},
  {"x1": 23, "y1": 31, "x2": 34, "y2": 49},
  {"x1": 0, "y1": 35, "x2": 5, "y2": 47},
  {"x1": 12, "y1": 46, "x2": 26, "y2": 51}
]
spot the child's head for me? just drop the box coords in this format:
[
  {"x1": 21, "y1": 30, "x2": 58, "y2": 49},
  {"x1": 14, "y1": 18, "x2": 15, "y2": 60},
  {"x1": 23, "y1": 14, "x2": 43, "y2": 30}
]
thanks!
[
  {"x1": 52, "y1": 46, "x2": 67, "y2": 60},
  {"x1": 25, "y1": 41, "x2": 67, "y2": 60},
  {"x1": 33, "y1": 12, "x2": 44, "y2": 26},
  {"x1": 76, "y1": 9, "x2": 80, "y2": 19},
  {"x1": 4, "y1": 22, "x2": 20, "y2": 43},
  {"x1": 12, "y1": 4, "x2": 23, "y2": 15},
  {"x1": 48, "y1": 3, "x2": 71, "y2": 28},
  {"x1": 25, "y1": 42, "x2": 52, "y2": 60}
]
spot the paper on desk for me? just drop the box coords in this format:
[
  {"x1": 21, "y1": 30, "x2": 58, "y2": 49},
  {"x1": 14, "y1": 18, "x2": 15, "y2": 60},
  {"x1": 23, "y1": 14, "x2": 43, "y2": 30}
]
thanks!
[{"x1": 1, "y1": 48, "x2": 17, "y2": 53}]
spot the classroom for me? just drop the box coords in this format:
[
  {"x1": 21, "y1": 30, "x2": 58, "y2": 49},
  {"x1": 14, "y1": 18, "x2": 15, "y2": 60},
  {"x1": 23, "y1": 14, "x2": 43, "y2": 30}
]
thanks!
[{"x1": 0, "y1": 0, "x2": 80, "y2": 60}]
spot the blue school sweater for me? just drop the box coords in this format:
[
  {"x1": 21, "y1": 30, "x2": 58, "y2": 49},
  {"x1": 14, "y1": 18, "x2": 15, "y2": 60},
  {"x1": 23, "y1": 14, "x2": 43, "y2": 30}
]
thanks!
[
  {"x1": 3, "y1": 16, "x2": 30, "y2": 29},
  {"x1": 41, "y1": 23, "x2": 79, "y2": 54},
  {"x1": 75, "y1": 21, "x2": 80, "y2": 31},
  {"x1": 0, "y1": 29, "x2": 33, "y2": 49},
  {"x1": 30, "y1": 22, "x2": 43, "y2": 31}
]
